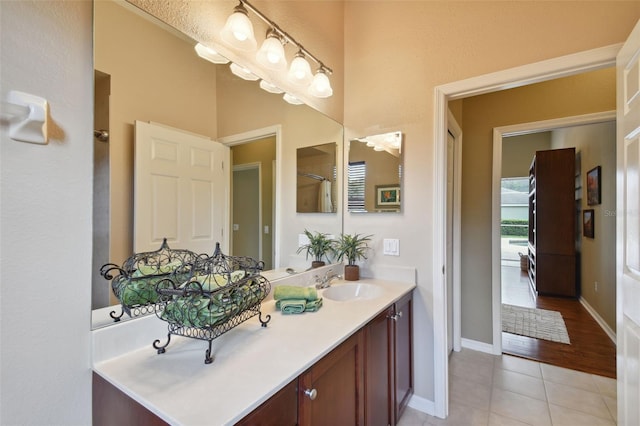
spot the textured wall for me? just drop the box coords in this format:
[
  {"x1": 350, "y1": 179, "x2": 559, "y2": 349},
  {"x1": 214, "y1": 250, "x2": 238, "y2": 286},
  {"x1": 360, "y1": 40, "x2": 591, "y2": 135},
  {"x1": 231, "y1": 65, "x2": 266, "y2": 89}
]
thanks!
[{"x1": 0, "y1": 0, "x2": 93, "y2": 423}]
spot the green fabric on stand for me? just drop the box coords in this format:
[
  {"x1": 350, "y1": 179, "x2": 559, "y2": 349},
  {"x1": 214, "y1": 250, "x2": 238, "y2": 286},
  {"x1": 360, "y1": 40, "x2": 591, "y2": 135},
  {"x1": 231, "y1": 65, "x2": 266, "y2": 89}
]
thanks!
[
  {"x1": 279, "y1": 299, "x2": 306, "y2": 315},
  {"x1": 305, "y1": 298, "x2": 323, "y2": 312},
  {"x1": 273, "y1": 285, "x2": 318, "y2": 301}
]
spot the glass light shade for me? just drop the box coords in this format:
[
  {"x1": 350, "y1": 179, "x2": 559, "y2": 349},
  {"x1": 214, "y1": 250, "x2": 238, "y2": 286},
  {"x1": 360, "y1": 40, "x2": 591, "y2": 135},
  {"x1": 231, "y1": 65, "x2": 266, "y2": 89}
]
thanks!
[
  {"x1": 256, "y1": 33, "x2": 287, "y2": 70},
  {"x1": 220, "y1": 5, "x2": 257, "y2": 51},
  {"x1": 373, "y1": 145, "x2": 385, "y2": 151},
  {"x1": 259, "y1": 80, "x2": 284, "y2": 94},
  {"x1": 194, "y1": 43, "x2": 229, "y2": 64},
  {"x1": 287, "y1": 53, "x2": 313, "y2": 86},
  {"x1": 230, "y1": 63, "x2": 259, "y2": 81},
  {"x1": 308, "y1": 70, "x2": 333, "y2": 98},
  {"x1": 283, "y1": 93, "x2": 304, "y2": 105}
]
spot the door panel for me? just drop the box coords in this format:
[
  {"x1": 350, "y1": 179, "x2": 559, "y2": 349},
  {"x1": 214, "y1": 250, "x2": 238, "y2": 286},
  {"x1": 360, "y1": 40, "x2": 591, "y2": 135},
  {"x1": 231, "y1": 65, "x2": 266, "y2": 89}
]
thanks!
[
  {"x1": 617, "y1": 19, "x2": 640, "y2": 426},
  {"x1": 135, "y1": 121, "x2": 227, "y2": 255}
]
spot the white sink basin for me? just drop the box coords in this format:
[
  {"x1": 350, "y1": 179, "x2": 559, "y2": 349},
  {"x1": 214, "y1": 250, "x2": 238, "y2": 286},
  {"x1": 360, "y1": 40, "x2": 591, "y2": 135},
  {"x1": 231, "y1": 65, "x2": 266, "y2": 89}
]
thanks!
[{"x1": 322, "y1": 283, "x2": 383, "y2": 302}]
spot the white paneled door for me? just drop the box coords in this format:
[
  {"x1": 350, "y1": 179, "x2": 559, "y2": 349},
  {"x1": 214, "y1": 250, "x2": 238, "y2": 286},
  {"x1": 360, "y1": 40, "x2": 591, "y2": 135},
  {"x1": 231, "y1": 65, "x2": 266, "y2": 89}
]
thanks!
[
  {"x1": 134, "y1": 121, "x2": 228, "y2": 255},
  {"x1": 617, "y1": 19, "x2": 640, "y2": 426}
]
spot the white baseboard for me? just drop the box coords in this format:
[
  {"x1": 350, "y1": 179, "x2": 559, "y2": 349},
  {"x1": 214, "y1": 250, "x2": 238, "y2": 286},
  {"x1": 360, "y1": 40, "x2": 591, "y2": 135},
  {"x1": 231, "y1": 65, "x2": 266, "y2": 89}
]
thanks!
[
  {"x1": 461, "y1": 337, "x2": 500, "y2": 355},
  {"x1": 579, "y1": 297, "x2": 616, "y2": 344},
  {"x1": 407, "y1": 394, "x2": 436, "y2": 417}
]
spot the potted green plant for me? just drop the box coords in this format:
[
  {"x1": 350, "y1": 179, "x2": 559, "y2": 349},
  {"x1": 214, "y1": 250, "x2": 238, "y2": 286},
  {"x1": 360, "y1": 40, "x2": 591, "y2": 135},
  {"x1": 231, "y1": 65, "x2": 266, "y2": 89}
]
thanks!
[
  {"x1": 334, "y1": 233, "x2": 373, "y2": 281},
  {"x1": 296, "y1": 229, "x2": 336, "y2": 268}
]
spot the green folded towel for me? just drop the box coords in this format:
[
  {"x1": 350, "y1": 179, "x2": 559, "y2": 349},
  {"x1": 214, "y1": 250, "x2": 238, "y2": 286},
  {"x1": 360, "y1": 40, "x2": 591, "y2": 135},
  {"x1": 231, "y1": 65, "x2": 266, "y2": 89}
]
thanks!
[
  {"x1": 279, "y1": 299, "x2": 306, "y2": 315},
  {"x1": 276, "y1": 297, "x2": 323, "y2": 313},
  {"x1": 273, "y1": 285, "x2": 318, "y2": 301},
  {"x1": 305, "y1": 297, "x2": 323, "y2": 312}
]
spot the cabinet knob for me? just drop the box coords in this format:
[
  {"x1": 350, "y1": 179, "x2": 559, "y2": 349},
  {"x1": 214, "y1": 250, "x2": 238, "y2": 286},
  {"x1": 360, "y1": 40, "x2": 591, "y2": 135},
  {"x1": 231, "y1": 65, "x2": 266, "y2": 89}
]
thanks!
[
  {"x1": 390, "y1": 311, "x2": 403, "y2": 321},
  {"x1": 304, "y1": 388, "x2": 318, "y2": 400}
]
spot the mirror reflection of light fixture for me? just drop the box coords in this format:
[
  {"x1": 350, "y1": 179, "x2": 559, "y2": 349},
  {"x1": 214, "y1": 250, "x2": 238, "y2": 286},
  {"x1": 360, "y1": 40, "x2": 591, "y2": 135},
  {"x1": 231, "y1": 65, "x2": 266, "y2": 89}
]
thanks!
[
  {"x1": 217, "y1": 0, "x2": 333, "y2": 102},
  {"x1": 283, "y1": 93, "x2": 304, "y2": 105},
  {"x1": 356, "y1": 131, "x2": 403, "y2": 153},
  {"x1": 220, "y1": 2, "x2": 257, "y2": 51},
  {"x1": 308, "y1": 68, "x2": 333, "y2": 98},
  {"x1": 256, "y1": 29, "x2": 287, "y2": 71},
  {"x1": 230, "y1": 63, "x2": 260, "y2": 81},
  {"x1": 259, "y1": 80, "x2": 284, "y2": 94},
  {"x1": 194, "y1": 43, "x2": 229, "y2": 64}
]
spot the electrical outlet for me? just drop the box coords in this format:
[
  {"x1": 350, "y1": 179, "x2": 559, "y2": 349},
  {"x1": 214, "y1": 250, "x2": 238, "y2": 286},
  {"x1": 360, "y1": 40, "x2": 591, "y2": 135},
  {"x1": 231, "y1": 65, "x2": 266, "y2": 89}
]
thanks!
[{"x1": 595, "y1": 281, "x2": 598, "y2": 292}]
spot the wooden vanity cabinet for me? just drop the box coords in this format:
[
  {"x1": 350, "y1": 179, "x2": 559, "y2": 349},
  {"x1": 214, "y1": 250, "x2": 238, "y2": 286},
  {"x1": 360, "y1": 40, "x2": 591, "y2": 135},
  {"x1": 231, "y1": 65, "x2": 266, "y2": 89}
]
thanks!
[
  {"x1": 364, "y1": 307, "x2": 393, "y2": 426},
  {"x1": 363, "y1": 292, "x2": 414, "y2": 426},
  {"x1": 392, "y1": 293, "x2": 414, "y2": 422},
  {"x1": 94, "y1": 292, "x2": 414, "y2": 426},
  {"x1": 235, "y1": 379, "x2": 298, "y2": 426},
  {"x1": 298, "y1": 332, "x2": 365, "y2": 425}
]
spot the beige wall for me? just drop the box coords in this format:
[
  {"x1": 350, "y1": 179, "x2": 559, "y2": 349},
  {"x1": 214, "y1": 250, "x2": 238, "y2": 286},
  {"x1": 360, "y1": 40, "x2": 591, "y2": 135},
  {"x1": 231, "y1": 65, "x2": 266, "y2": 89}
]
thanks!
[
  {"x1": 1, "y1": 1, "x2": 93, "y2": 423},
  {"x1": 552, "y1": 122, "x2": 617, "y2": 330},
  {"x1": 458, "y1": 68, "x2": 616, "y2": 344},
  {"x1": 95, "y1": 0, "x2": 219, "y2": 266},
  {"x1": 502, "y1": 132, "x2": 551, "y2": 178},
  {"x1": 344, "y1": 3, "x2": 638, "y2": 401}
]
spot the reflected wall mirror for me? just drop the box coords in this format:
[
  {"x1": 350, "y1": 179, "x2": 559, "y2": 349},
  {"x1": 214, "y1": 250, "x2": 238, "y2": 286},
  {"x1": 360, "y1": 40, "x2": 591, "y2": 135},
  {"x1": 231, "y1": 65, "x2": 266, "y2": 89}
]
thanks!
[
  {"x1": 92, "y1": 0, "x2": 343, "y2": 328},
  {"x1": 296, "y1": 143, "x2": 337, "y2": 213},
  {"x1": 347, "y1": 131, "x2": 403, "y2": 213}
]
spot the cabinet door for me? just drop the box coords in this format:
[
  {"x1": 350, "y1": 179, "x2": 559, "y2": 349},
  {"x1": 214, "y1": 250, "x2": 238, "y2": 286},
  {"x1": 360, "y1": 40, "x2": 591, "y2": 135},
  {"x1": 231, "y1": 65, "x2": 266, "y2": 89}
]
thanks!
[
  {"x1": 393, "y1": 293, "x2": 413, "y2": 423},
  {"x1": 364, "y1": 308, "x2": 393, "y2": 426},
  {"x1": 298, "y1": 332, "x2": 365, "y2": 426},
  {"x1": 93, "y1": 373, "x2": 168, "y2": 426},
  {"x1": 236, "y1": 379, "x2": 298, "y2": 426}
]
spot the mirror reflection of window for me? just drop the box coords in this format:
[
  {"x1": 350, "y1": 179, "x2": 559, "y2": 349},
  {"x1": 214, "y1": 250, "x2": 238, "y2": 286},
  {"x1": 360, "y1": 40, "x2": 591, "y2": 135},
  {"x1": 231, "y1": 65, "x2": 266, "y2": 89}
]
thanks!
[
  {"x1": 296, "y1": 143, "x2": 337, "y2": 213},
  {"x1": 348, "y1": 161, "x2": 366, "y2": 212},
  {"x1": 348, "y1": 131, "x2": 403, "y2": 213}
]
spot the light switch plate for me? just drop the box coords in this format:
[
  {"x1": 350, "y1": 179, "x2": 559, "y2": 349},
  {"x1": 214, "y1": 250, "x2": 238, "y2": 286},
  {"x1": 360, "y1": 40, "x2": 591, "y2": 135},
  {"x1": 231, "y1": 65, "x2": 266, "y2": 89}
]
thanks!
[{"x1": 383, "y1": 238, "x2": 400, "y2": 256}]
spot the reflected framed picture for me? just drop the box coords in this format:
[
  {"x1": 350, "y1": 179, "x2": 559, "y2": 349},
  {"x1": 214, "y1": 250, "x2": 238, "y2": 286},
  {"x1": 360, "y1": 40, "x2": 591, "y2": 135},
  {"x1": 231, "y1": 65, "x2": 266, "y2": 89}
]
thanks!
[
  {"x1": 375, "y1": 184, "x2": 400, "y2": 209},
  {"x1": 587, "y1": 166, "x2": 601, "y2": 206},
  {"x1": 583, "y1": 209, "x2": 595, "y2": 238}
]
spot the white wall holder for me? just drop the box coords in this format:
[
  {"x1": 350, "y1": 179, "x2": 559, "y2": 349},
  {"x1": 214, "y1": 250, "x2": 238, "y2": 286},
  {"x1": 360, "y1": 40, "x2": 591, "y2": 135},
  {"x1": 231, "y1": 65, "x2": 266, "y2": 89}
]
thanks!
[{"x1": 3, "y1": 90, "x2": 49, "y2": 144}]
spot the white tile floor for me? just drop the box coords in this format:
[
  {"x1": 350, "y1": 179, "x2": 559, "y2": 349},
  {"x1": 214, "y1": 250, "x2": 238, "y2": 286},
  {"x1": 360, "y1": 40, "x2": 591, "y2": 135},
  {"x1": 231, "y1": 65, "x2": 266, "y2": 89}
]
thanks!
[{"x1": 398, "y1": 349, "x2": 617, "y2": 426}]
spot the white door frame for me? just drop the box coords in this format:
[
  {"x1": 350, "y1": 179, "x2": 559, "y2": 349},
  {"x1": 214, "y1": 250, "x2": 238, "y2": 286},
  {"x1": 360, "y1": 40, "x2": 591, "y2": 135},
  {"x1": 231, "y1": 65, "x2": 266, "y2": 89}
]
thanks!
[
  {"x1": 219, "y1": 125, "x2": 282, "y2": 267},
  {"x1": 491, "y1": 110, "x2": 616, "y2": 355},
  {"x1": 433, "y1": 43, "x2": 621, "y2": 418}
]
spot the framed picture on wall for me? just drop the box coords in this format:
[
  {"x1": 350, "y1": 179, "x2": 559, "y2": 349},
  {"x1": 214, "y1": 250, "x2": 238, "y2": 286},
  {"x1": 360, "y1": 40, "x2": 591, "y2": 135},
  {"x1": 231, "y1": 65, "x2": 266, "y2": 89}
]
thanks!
[
  {"x1": 583, "y1": 209, "x2": 595, "y2": 238},
  {"x1": 375, "y1": 184, "x2": 400, "y2": 209},
  {"x1": 587, "y1": 166, "x2": 601, "y2": 205}
]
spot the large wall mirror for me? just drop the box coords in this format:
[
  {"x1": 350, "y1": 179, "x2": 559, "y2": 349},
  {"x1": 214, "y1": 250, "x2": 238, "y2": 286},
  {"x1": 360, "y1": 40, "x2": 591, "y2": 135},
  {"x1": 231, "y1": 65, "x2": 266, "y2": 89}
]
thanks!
[
  {"x1": 347, "y1": 131, "x2": 403, "y2": 213},
  {"x1": 297, "y1": 143, "x2": 337, "y2": 213},
  {"x1": 92, "y1": 0, "x2": 343, "y2": 328}
]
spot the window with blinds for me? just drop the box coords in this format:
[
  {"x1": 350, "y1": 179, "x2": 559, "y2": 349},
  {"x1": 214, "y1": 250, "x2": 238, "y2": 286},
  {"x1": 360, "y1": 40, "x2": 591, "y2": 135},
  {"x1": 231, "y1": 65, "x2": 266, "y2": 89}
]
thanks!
[{"x1": 348, "y1": 161, "x2": 366, "y2": 212}]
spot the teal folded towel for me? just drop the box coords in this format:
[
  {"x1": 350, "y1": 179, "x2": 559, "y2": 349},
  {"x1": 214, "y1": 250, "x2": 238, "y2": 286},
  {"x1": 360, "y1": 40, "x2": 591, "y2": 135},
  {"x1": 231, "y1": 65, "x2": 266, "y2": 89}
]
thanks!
[
  {"x1": 274, "y1": 285, "x2": 318, "y2": 301},
  {"x1": 279, "y1": 299, "x2": 306, "y2": 315},
  {"x1": 276, "y1": 297, "x2": 323, "y2": 313},
  {"x1": 305, "y1": 298, "x2": 323, "y2": 312}
]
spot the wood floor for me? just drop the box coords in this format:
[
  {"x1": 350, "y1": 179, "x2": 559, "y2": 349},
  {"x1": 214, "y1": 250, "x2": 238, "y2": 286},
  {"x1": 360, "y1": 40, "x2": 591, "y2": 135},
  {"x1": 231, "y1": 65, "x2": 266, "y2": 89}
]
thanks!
[{"x1": 501, "y1": 264, "x2": 616, "y2": 379}]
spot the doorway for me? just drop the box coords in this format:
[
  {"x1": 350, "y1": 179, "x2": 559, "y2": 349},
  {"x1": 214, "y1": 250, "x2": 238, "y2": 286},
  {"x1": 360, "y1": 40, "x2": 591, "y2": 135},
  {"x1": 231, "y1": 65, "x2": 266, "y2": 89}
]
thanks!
[
  {"x1": 433, "y1": 44, "x2": 620, "y2": 418},
  {"x1": 496, "y1": 119, "x2": 617, "y2": 378}
]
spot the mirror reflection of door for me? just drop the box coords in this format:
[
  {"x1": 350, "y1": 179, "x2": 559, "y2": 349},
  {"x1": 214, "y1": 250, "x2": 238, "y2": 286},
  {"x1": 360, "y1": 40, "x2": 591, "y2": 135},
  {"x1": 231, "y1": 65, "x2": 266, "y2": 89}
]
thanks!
[
  {"x1": 230, "y1": 137, "x2": 275, "y2": 269},
  {"x1": 233, "y1": 165, "x2": 260, "y2": 262}
]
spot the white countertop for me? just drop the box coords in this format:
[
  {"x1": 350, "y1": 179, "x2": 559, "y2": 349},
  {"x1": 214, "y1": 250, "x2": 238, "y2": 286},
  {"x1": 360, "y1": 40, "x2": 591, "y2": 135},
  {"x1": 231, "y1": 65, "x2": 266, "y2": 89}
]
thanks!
[{"x1": 93, "y1": 276, "x2": 415, "y2": 425}]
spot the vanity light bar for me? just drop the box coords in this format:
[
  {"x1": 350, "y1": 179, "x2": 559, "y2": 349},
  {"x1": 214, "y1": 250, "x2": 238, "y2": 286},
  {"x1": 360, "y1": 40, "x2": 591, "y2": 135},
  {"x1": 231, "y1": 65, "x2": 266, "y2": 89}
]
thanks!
[{"x1": 238, "y1": 0, "x2": 333, "y2": 75}]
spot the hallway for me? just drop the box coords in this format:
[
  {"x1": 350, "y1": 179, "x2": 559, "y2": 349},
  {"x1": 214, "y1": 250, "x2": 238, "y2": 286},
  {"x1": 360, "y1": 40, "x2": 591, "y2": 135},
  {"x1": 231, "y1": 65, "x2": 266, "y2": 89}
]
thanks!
[{"x1": 501, "y1": 265, "x2": 616, "y2": 379}]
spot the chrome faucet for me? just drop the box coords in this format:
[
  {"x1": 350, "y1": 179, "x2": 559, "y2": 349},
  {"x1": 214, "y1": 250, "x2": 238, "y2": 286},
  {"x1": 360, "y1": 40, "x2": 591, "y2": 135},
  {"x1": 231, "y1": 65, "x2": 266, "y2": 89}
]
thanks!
[{"x1": 314, "y1": 268, "x2": 343, "y2": 289}]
